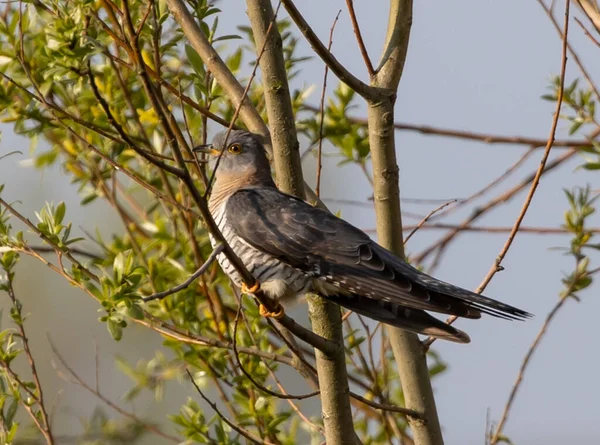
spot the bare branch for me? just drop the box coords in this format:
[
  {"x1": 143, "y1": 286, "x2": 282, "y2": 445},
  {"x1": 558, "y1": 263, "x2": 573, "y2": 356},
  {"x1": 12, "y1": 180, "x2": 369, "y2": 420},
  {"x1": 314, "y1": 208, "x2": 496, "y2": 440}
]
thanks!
[
  {"x1": 489, "y1": 295, "x2": 569, "y2": 444},
  {"x1": 165, "y1": 0, "x2": 269, "y2": 137},
  {"x1": 574, "y1": 0, "x2": 600, "y2": 33},
  {"x1": 364, "y1": 0, "x2": 446, "y2": 443},
  {"x1": 247, "y1": 0, "x2": 305, "y2": 197},
  {"x1": 232, "y1": 305, "x2": 320, "y2": 400},
  {"x1": 315, "y1": 11, "x2": 341, "y2": 197},
  {"x1": 476, "y1": 0, "x2": 571, "y2": 295},
  {"x1": 185, "y1": 369, "x2": 276, "y2": 445},
  {"x1": 281, "y1": 0, "x2": 388, "y2": 101},
  {"x1": 142, "y1": 244, "x2": 224, "y2": 302},
  {"x1": 48, "y1": 338, "x2": 179, "y2": 443},
  {"x1": 303, "y1": 104, "x2": 592, "y2": 148},
  {"x1": 2, "y1": 272, "x2": 54, "y2": 444},
  {"x1": 404, "y1": 200, "x2": 457, "y2": 244},
  {"x1": 345, "y1": 0, "x2": 375, "y2": 76},
  {"x1": 412, "y1": 146, "x2": 581, "y2": 266}
]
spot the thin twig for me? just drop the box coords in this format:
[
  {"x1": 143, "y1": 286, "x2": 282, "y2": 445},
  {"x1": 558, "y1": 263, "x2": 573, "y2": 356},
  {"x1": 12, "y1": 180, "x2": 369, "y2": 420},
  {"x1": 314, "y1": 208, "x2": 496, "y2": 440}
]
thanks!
[
  {"x1": 574, "y1": 16, "x2": 600, "y2": 48},
  {"x1": 28, "y1": 245, "x2": 102, "y2": 261},
  {"x1": 142, "y1": 244, "x2": 224, "y2": 302},
  {"x1": 345, "y1": 0, "x2": 374, "y2": 76},
  {"x1": 232, "y1": 304, "x2": 320, "y2": 400},
  {"x1": 476, "y1": 0, "x2": 570, "y2": 296},
  {"x1": 281, "y1": 0, "x2": 387, "y2": 101},
  {"x1": 315, "y1": 10, "x2": 341, "y2": 197},
  {"x1": 538, "y1": 0, "x2": 600, "y2": 103},
  {"x1": 403, "y1": 200, "x2": 456, "y2": 245},
  {"x1": 48, "y1": 338, "x2": 179, "y2": 442},
  {"x1": 490, "y1": 297, "x2": 567, "y2": 444},
  {"x1": 3, "y1": 272, "x2": 54, "y2": 444},
  {"x1": 303, "y1": 105, "x2": 592, "y2": 148},
  {"x1": 185, "y1": 369, "x2": 276, "y2": 445},
  {"x1": 431, "y1": 147, "x2": 536, "y2": 221},
  {"x1": 412, "y1": 147, "x2": 580, "y2": 266},
  {"x1": 0, "y1": 197, "x2": 99, "y2": 282}
]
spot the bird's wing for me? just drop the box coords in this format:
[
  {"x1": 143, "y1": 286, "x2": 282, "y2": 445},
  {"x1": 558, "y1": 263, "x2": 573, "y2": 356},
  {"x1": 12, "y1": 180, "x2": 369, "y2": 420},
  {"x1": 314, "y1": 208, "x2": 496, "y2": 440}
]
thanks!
[{"x1": 226, "y1": 187, "x2": 530, "y2": 321}]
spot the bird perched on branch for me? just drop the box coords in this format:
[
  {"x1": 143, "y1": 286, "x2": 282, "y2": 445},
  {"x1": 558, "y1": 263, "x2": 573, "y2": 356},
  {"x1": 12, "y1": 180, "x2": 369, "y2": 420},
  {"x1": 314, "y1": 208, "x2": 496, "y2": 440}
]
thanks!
[{"x1": 194, "y1": 130, "x2": 531, "y2": 343}]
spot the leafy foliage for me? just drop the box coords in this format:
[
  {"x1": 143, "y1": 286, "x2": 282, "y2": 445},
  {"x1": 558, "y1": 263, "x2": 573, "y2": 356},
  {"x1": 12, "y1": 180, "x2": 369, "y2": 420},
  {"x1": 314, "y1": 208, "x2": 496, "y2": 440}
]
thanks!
[{"x1": 0, "y1": 1, "x2": 440, "y2": 443}]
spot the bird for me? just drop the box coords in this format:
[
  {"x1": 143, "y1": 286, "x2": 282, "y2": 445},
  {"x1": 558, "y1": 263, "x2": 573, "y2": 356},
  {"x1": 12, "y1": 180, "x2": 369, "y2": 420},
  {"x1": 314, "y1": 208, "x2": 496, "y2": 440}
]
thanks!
[{"x1": 194, "y1": 130, "x2": 531, "y2": 343}]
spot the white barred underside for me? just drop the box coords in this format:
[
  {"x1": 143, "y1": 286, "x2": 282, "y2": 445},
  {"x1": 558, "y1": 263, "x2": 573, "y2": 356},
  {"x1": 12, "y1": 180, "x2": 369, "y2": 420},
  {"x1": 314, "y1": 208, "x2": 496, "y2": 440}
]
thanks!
[{"x1": 209, "y1": 200, "x2": 313, "y2": 301}]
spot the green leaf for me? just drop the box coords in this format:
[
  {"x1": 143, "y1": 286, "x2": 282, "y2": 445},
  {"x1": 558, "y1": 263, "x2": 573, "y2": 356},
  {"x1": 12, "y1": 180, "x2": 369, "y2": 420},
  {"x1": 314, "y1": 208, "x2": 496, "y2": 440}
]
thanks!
[
  {"x1": 213, "y1": 34, "x2": 242, "y2": 43},
  {"x1": 5, "y1": 398, "x2": 18, "y2": 425},
  {"x1": 185, "y1": 44, "x2": 205, "y2": 79},
  {"x1": 54, "y1": 201, "x2": 66, "y2": 225},
  {"x1": 582, "y1": 162, "x2": 600, "y2": 170},
  {"x1": 125, "y1": 303, "x2": 144, "y2": 320},
  {"x1": 107, "y1": 318, "x2": 123, "y2": 341},
  {"x1": 113, "y1": 252, "x2": 125, "y2": 283}
]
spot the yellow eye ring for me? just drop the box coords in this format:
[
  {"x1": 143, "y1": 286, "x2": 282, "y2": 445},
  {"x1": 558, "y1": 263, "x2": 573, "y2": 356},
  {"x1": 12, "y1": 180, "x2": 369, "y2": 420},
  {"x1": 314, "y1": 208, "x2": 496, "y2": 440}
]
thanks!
[{"x1": 227, "y1": 143, "x2": 242, "y2": 154}]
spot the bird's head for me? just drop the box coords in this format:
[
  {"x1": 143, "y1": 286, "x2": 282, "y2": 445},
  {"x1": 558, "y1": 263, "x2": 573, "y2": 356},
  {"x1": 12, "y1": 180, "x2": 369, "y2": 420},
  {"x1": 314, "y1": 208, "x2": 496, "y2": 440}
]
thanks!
[{"x1": 193, "y1": 130, "x2": 273, "y2": 184}]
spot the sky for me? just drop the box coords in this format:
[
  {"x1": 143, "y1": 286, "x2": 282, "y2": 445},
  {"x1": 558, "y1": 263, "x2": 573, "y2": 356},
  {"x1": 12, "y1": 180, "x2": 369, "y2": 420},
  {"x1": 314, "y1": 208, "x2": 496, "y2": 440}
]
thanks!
[{"x1": 1, "y1": 1, "x2": 600, "y2": 444}]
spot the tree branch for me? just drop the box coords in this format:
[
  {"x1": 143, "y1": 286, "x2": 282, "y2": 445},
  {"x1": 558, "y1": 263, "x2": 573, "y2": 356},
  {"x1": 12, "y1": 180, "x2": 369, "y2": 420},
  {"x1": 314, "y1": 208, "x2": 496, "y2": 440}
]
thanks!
[
  {"x1": 345, "y1": 0, "x2": 375, "y2": 76},
  {"x1": 366, "y1": 1, "x2": 444, "y2": 444},
  {"x1": 246, "y1": 2, "x2": 359, "y2": 443},
  {"x1": 303, "y1": 104, "x2": 592, "y2": 148},
  {"x1": 247, "y1": 0, "x2": 304, "y2": 197},
  {"x1": 165, "y1": 0, "x2": 269, "y2": 137},
  {"x1": 281, "y1": 0, "x2": 389, "y2": 101}
]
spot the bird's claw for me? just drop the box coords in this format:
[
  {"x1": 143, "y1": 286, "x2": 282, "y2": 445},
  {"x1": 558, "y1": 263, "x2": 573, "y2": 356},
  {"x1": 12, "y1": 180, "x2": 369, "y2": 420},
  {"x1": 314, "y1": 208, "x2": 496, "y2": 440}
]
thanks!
[
  {"x1": 259, "y1": 303, "x2": 285, "y2": 319},
  {"x1": 241, "y1": 281, "x2": 261, "y2": 294}
]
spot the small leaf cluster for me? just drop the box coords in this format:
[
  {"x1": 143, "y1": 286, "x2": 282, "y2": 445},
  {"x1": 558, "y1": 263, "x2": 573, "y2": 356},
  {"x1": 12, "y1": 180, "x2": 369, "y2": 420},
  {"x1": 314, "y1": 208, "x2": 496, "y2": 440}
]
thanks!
[
  {"x1": 560, "y1": 186, "x2": 599, "y2": 299},
  {"x1": 298, "y1": 82, "x2": 371, "y2": 167}
]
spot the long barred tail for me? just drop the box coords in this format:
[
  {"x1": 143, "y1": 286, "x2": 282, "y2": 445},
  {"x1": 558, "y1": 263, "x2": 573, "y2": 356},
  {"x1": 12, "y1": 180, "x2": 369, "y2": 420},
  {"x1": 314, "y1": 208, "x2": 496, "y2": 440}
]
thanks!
[{"x1": 331, "y1": 294, "x2": 471, "y2": 343}]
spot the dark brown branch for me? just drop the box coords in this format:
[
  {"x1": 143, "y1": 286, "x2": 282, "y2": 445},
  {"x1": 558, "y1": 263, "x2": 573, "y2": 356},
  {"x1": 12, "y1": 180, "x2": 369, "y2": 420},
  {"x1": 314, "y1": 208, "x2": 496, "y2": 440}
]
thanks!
[
  {"x1": 403, "y1": 200, "x2": 456, "y2": 244},
  {"x1": 185, "y1": 369, "x2": 276, "y2": 445},
  {"x1": 142, "y1": 244, "x2": 224, "y2": 302},
  {"x1": 345, "y1": 0, "x2": 375, "y2": 76},
  {"x1": 232, "y1": 305, "x2": 320, "y2": 400},
  {"x1": 2, "y1": 274, "x2": 54, "y2": 444}
]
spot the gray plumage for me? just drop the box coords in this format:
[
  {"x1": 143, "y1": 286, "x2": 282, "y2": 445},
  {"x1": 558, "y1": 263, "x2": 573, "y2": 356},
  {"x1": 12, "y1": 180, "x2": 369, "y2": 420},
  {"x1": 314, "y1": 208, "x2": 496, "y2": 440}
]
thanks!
[{"x1": 195, "y1": 130, "x2": 531, "y2": 343}]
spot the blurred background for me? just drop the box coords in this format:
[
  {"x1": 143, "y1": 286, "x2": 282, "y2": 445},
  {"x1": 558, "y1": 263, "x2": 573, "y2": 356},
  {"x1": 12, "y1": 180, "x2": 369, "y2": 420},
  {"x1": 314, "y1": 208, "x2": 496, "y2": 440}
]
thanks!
[{"x1": 1, "y1": 0, "x2": 599, "y2": 443}]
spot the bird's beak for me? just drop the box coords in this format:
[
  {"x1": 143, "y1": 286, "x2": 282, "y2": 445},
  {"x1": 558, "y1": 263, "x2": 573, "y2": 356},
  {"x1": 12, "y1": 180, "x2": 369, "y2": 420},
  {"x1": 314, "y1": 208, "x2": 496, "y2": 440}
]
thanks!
[{"x1": 192, "y1": 144, "x2": 221, "y2": 156}]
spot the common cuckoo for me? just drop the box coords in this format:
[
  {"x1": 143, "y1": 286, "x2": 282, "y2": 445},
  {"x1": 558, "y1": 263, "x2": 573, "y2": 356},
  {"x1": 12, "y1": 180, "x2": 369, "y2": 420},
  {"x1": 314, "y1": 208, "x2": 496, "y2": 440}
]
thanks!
[{"x1": 195, "y1": 130, "x2": 530, "y2": 343}]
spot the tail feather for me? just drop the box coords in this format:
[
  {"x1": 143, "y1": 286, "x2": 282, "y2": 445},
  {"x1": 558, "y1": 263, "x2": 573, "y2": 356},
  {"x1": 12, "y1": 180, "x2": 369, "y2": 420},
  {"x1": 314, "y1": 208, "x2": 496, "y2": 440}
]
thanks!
[{"x1": 332, "y1": 294, "x2": 471, "y2": 344}]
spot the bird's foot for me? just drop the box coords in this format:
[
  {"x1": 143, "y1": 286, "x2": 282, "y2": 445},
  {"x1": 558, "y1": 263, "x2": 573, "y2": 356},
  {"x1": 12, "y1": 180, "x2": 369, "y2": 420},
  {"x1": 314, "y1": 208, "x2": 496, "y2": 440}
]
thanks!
[
  {"x1": 241, "y1": 281, "x2": 261, "y2": 294},
  {"x1": 259, "y1": 303, "x2": 285, "y2": 319}
]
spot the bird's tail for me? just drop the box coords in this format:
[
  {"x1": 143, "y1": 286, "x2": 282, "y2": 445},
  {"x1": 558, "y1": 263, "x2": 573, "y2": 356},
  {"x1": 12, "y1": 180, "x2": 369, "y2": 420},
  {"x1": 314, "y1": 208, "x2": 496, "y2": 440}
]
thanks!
[{"x1": 332, "y1": 294, "x2": 471, "y2": 343}]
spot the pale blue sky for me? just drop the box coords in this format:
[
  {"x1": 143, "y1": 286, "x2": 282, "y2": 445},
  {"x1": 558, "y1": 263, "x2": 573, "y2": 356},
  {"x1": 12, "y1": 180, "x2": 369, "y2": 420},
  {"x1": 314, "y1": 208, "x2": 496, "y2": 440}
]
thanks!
[{"x1": 1, "y1": 1, "x2": 599, "y2": 444}]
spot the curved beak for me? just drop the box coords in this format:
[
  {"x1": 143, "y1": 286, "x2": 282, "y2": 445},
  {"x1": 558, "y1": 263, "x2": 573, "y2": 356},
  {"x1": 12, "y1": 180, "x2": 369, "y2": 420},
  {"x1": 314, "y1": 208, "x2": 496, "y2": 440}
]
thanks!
[{"x1": 193, "y1": 144, "x2": 221, "y2": 156}]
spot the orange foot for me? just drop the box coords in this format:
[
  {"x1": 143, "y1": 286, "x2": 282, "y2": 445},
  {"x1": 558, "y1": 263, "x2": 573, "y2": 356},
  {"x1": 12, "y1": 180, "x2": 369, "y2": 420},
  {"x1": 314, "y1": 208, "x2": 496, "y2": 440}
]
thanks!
[
  {"x1": 241, "y1": 281, "x2": 261, "y2": 294},
  {"x1": 259, "y1": 303, "x2": 285, "y2": 319}
]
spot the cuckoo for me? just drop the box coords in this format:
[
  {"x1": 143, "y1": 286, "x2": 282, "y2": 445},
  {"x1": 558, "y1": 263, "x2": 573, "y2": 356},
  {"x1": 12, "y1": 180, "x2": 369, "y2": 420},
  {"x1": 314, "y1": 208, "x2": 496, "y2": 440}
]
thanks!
[{"x1": 194, "y1": 130, "x2": 531, "y2": 343}]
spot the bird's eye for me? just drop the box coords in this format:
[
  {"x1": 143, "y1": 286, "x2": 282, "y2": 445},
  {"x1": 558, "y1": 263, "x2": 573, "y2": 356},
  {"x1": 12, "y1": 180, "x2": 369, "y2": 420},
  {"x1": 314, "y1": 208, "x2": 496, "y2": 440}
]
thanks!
[{"x1": 227, "y1": 143, "x2": 242, "y2": 154}]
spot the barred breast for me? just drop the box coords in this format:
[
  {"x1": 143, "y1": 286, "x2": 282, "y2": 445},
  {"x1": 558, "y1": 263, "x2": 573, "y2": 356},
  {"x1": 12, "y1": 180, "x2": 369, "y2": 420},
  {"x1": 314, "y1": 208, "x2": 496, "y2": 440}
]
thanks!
[{"x1": 209, "y1": 200, "x2": 312, "y2": 302}]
